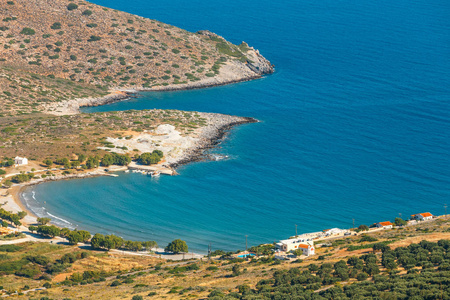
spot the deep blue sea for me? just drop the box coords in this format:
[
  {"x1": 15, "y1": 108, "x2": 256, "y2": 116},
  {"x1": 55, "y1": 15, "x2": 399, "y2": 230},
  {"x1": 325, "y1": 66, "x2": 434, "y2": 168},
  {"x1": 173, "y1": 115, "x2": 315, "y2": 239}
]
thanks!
[{"x1": 22, "y1": 0, "x2": 450, "y2": 253}]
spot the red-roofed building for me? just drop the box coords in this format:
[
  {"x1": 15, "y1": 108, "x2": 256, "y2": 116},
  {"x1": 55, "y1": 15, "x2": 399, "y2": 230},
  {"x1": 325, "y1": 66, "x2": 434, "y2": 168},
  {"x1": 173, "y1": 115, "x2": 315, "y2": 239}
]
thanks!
[
  {"x1": 375, "y1": 221, "x2": 393, "y2": 229},
  {"x1": 411, "y1": 212, "x2": 434, "y2": 221},
  {"x1": 275, "y1": 238, "x2": 315, "y2": 256},
  {"x1": 296, "y1": 244, "x2": 315, "y2": 256}
]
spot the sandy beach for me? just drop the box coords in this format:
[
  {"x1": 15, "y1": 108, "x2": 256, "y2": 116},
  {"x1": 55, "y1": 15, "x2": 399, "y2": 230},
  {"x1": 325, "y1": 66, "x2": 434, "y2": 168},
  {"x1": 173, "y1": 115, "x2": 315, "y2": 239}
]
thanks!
[{"x1": 2, "y1": 111, "x2": 256, "y2": 229}]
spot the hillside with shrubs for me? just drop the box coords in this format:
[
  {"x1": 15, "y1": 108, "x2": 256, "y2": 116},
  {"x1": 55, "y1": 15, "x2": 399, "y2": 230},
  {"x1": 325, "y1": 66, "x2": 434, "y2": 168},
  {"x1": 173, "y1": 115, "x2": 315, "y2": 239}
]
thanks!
[{"x1": 0, "y1": 0, "x2": 273, "y2": 116}]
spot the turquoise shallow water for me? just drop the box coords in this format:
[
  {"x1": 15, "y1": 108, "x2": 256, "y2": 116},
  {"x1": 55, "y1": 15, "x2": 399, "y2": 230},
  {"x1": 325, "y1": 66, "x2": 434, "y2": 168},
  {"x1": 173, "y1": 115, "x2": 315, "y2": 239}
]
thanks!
[{"x1": 22, "y1": 0, "x2": 450, "y2": 253}]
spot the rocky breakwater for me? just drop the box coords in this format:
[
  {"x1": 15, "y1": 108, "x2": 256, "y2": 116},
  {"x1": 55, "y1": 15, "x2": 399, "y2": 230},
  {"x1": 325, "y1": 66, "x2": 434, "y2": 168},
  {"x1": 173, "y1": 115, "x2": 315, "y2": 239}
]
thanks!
[{"x1": 169, "y1": 113, "x2": 258, "y2": 168}]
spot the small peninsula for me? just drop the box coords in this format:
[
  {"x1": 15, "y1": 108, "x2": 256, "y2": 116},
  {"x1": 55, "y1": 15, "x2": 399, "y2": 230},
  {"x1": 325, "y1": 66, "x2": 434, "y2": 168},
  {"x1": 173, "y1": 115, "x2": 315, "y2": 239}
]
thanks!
[{"x1": 0, "y1": 0, "x2": 273, "y2": 170}]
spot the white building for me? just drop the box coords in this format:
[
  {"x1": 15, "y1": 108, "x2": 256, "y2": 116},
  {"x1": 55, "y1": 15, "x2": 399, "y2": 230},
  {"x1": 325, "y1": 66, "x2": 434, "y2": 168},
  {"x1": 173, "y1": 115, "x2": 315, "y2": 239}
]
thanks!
[
  {"x1": 411, "y1": 212, "x2": 433, "y2": 221},
  {"x1": 296, "y1": 244, "x2": 315, "y2": 256},
  {"x1": 276, "y1": 237, "x2": 314, "y2": 252},
  {"x1": 14, "y1": 157, "x2": 28, "y2": 166},
  {"x1": 375, "y1": 221, "x2": 393, "y2": 229},
  {"x1": 323, "y1": 228, "x2": 349, "y2": 236}
]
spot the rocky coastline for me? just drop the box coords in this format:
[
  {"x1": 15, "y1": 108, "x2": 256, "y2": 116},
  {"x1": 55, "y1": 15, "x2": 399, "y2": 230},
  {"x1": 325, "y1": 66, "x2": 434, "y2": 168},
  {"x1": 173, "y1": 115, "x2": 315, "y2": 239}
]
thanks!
[
  {"x1": 43, "y1": 48, "x2": 274, "y2": 115},
  {"x1": 169, "y1": 115, "x2": 258, "y2": 168}
]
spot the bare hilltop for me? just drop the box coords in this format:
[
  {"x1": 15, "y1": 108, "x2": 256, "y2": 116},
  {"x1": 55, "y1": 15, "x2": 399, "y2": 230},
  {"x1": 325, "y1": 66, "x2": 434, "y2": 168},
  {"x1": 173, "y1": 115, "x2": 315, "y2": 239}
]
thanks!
[{"x1": 0, "y1": 0, "x2": 273, "y2": 116}]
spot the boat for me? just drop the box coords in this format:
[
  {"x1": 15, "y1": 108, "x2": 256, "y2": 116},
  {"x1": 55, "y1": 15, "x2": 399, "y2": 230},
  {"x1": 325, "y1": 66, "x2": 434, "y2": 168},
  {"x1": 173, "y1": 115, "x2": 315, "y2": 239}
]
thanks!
[
  {"x1": 125, "y1": 170, "x2": 130, "y2": 173},
  {"x1": 150, "y1": 171, "x2": 161, "y2": 177}
]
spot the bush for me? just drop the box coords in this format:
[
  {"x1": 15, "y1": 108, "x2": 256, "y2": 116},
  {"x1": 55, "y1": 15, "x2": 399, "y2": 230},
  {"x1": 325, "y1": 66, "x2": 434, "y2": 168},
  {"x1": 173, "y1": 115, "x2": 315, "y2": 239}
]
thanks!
[
  {"x1": 67, "y1": 3, "x2": 78, "y2": 10},
  {"x1": 0, "y1": 245, "x2": 22, "y2": 252},
  {"x1": 46, "y1": 263, "x2": 68, "y2": 274},
  {"x1": 51, "y1": 22, "x2": 61, "y2": 30},
  {"x1": 357, "y1": 272, "x2": 368, "y2": 281},
  {"x1": 82, "y1": 9, "x2": 93, "y2": 16},
  {"x1": 359, "y1": 235, "x2": 377, "y2": 242},
  {"x1": 15, "y1": 265, "x2": 40, "y2": 278},
  {"x1": 87, "y1": 35, "x2": 101, "y2": 42},
  {"x1": 358, "y1": 224, "x2": 369, "y2": 231},
  {"x1": 110, "y1": 280, "x2": 121, "y2": 287},
  {"x1": 11, "y1": 173, "x2": 33, "y2": 183},
  {"x1": 20, "y1": 27, "x2": 35, "y2": 35},
  {"x1": 26, "y1": 255, "x2": 50, "y2": 266}
]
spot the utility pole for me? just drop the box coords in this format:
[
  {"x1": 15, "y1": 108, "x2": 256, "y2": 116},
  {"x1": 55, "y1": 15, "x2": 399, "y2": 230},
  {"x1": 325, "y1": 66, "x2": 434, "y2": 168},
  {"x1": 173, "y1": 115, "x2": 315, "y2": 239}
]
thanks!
[
  {"x1": 245, "y1": 235, "x2": 248, "y2": 253},
  {"x1": 352, "y1": 218, "x2": 355, "y2": 230},
  {"x1": 295, "y1": 224, "x2": 298, "y2": 237},
  {"x1": 208, "y1": 243, "x2": 211, "y2": 261},
  {"x1": 444, "y1": 204, "x2": 447, "y2": 217}
]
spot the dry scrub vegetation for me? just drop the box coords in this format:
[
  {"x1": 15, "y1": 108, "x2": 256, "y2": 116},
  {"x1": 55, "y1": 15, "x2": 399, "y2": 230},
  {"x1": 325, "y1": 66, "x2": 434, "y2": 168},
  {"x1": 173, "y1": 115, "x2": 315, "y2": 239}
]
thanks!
[
  {"x1": 0, "y1": 109, "x2": 208, "y2": 160},
  {"x1": 0, "y1": 0, "x2": 272, "y2": 162},
  {"x1": 1, "y1": 217, "x2": 449, "y2": 299},
  {"x1": 0, "y1": 0, "x2": 270, "y2": 116}
]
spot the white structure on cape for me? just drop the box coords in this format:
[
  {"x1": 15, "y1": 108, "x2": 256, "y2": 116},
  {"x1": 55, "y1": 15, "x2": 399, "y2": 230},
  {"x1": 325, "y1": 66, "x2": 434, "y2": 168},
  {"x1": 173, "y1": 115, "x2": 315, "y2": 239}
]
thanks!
[{"x1": 14, "y1": 157, "x2": 28, "y2": 166}]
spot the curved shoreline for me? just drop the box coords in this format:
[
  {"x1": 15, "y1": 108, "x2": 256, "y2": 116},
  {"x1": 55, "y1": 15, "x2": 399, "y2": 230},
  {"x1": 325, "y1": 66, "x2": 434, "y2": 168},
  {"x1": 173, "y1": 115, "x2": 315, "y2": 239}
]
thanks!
[
  {"x1": 44, "y1": 73, "x2": 269, "y2": 116},
  {"x1": 13, "y1": 171, "x2": 117, "y2": 224},
  {"x1": 169, "y1": 116, "x2": 258, "y2": 168},
  {"x1": 13, "y1": 114, "x2": 257, "y2": 228}
]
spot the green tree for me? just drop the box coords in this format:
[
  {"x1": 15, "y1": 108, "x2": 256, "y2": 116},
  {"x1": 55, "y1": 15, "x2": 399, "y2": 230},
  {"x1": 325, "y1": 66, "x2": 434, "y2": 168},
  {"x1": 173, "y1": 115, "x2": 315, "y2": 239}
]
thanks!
[
  {"x1": 90, "y1": 233, "x2": 105, "y2": 249},
  {"x1": 357, "y1": 272, "x2": 368, "y2": 281},
  {"x1": 358, "y1": 224, "x2": 369, "y2": 231},
  {"x1": 394, "y1": 217, "x2": 407, "y2": 226},
  {"x1": 11, "y1": 173, "x2": 32, "y2": 183},
  {"x1": 37, "y1": 217, "x2": 51, "y2": 225},
  {"x1": 77, "y1": 154, "x2": 86, "y2": 163},
  {"x1": 28, "y1": 225, "x2": 37, "y2": 232},
  {"x1": 101, "y1": 234, "x2": 123, "y2": 250},
  {"x1": 55, "y1": 157, "x2": 69, "y2": 166},
  {"x1": 142, "y1": 241, "x2": 158, "y2": 250},
  {"x1": 43, "y1": 159, "x2": 53, "y2": 168},
  {"x1": 17, "y1": 211, "x2": 27, "y2": 219},
  {"x1": 77, "y1": 230, "x2": 91, "y2": 243},
  {"x1": 124, "y1": 240, "x2": 143, "y2": 251},
  {"x1": 10, "y1": 214, "x2": 21, "y2": 226},
  {"x1": 66, "y1": 231, "x2": 82, "y2": 245},
  {"x1": 165, "y1": 239, "x2": 188, "y2": 254},
  {"x1": 85, "y1": 156, "x2": 99, "y2": 169},
  {"x1": 101, "y1": 154, "x2": 114, "y2": 167},
  {"x1": 59, "y1": 227, "x2": 70, "y2": 237},
  {"x1": 232, "y1": 264, "x2": 241, "y2": 276},
  {"x1": 138, "y1": 151, "x2": 163, "y2": 165},
  {"x1": 37, "y1": 225, "x2": 60, "y2": 237}
]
